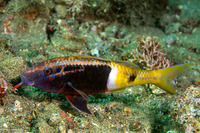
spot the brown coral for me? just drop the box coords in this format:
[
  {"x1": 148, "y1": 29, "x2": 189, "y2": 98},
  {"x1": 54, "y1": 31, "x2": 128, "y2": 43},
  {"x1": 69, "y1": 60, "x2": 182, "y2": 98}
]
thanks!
[{"x1": 132, "y1": 36, "x2": 172, "y2": 70}]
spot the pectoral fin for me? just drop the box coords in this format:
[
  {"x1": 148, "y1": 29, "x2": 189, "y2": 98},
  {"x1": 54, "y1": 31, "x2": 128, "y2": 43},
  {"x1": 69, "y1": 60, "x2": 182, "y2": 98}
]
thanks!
[
  {"x1": 65, "y1": 95, "x2": 91, "y2": 114},
  {"x1": 67, "y1": 82, "x2": 89, "y2": 101}
]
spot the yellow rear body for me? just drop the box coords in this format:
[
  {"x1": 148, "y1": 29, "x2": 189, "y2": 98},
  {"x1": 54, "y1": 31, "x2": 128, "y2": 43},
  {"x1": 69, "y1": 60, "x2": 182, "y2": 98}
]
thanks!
[{"x1": 110, "y1": 62, "x2": 193, "y2": 94}]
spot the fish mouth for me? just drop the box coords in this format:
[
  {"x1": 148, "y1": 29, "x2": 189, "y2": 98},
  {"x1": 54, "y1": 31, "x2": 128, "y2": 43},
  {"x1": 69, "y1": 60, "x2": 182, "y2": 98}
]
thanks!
[{"x1": 20, "y1": 74, "x2": 35, "y2": 86}]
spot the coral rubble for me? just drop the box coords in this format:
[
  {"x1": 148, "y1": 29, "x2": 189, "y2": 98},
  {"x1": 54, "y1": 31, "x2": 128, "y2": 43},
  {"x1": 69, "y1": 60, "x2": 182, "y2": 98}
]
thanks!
[{"x1": 172, "y1": 86, "x2": 200, "y2": 132}]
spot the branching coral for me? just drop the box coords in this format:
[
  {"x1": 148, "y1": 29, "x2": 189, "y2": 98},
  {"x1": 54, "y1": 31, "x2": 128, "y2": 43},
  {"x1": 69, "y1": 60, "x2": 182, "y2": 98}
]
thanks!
[{"x1": 132, "y1": 36, "x2": 172, "y2": 70}]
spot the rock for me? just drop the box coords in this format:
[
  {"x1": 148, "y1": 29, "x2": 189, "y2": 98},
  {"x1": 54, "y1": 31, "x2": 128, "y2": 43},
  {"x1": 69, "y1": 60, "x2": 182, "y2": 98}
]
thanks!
[
  {"x1": 59, "y1": 120, "x2": 67, "y2": 133},
  {"x1": 55, "y1": 5, "x2": 67, "y2": 18},
  {"x1": 91, "y1": 47, "x2": 99, "y2": 57},
  {"x1": 118, "y1": 25, "x2": 129, "y2": 38},
  {"x1": 172, "y1": 86, "x2": 200, "y2": 132},
  {"x1": 38, "y1": 121, "x2": 56, "y2": 133},
  {"x1": 0, "y1": 57, "x2": 27, "y2": 81},
  {"x1": 159, "y1": 13, "x2": 178, "y2": 28},
  {"x1": 193, "y1": 78, "x2": 200, "y2": 86},
  {"x1": 165, "y1": 22, "x2": 181, "y2": 34},
  {"x1": 44, "y1": 103, "x2": 63, "y2": 126},
  {"x1": 67, "y1": 129, "x2": 73, "y2": 133},
  {"x1": 13, "y1": 100, "x2": 22, "y2": 112},
  {"x1": 129, "y1": 122, "x2": 142, "y2": 131},
  {"x1": 124, "y1": 107, "x2": 131, "y2": 115},
  {"x1": 44, "y1": 103, "x2": 62, "y2": 114},
  {"x1": 3, "y1": 123, "x2": 8, "y2": 128},
  {"x1": 0, "y1": 0, "x2": 50, "y2": 48},
  {"x1": 85, "y1": 32, "x2": 103, "y2": 43},
  {"x1": 0, "y1": 107, "x2": 4, "y2": 115},
  {"x1": 47, "y1": 35, "x2": 87, "y2": 58},
  {"x1": 31, "y1": 55, "x2": 47, "y2": 65},
  {"x1": 105, "y1": 24, "x2": 119, "y2": 38},
  {"x1": 151, "y1": 85, "x2": 166, "y2": 95},
  {"x1": 55, "y1": 0, "x2": 68, "y2": 4},
  {"x1": 94, "y1": 111, "x2": 105, "y2": 121},
  {"x1": 48, "y1": 113, "x2": 61, "y2": 126},
  {"x1": 133, "y1": 26, "x2": 166, "y2": 38},
  {"x1": 0, "y1": 0, "x2": 4, "y2": 3},
  {"x1": 60, "y1": 111, "x2": 68, "y2": 119}
]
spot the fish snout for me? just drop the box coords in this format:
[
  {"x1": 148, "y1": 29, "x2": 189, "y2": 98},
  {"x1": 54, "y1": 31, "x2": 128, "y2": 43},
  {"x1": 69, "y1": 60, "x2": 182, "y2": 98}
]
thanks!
[{"x1": 20, "y1": 73, "x2": 35, "y2": 86}]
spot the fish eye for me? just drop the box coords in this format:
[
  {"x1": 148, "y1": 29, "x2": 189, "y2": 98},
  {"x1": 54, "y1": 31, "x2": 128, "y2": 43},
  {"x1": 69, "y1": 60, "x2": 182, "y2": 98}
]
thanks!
[{"x1": 44, "y1": 68, "x2": 52, "y2": 75}]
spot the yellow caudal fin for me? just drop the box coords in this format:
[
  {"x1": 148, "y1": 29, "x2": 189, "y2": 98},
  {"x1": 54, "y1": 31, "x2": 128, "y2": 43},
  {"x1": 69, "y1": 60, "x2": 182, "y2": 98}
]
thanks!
[{"x1": 151, "y1": 63, "x2": 194, "y2": 94}]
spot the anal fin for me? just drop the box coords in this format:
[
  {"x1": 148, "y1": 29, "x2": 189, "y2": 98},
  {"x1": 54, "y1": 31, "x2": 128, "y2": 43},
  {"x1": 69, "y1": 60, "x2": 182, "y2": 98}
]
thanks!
[{"x1": 65, "y1": 95, "x2": 91, "y2": 114}]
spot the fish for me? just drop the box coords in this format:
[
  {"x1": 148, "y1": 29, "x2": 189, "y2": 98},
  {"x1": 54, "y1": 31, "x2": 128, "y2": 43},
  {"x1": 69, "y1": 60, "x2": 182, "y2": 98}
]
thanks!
[{"x1": 12, "y1": 56, "x2": 193, "y2": 114}]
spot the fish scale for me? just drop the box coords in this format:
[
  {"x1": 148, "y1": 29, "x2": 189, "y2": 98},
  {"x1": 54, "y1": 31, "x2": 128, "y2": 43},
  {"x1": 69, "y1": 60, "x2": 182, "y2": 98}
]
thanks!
[{"x1": 12, "y1": 56, "x2": 193, "y2": 114}]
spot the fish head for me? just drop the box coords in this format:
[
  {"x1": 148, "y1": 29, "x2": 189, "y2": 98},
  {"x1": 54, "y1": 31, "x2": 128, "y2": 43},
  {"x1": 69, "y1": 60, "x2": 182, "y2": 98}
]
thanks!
[{"x1": 20, "y1": 61, "x2": 60, "y2": 92}]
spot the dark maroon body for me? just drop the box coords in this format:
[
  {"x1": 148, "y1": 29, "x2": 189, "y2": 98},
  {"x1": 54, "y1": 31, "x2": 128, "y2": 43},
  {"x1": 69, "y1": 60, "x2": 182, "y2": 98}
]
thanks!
[
  {"x1": 17, "y1": 56, "x2": 113, "y2": 114},
  {"x1": 20, "y1": 57, "x2": 112, "y2": 95},
  {"x1": 42, "y1": 65, "x2": 111, "y2": 95}
]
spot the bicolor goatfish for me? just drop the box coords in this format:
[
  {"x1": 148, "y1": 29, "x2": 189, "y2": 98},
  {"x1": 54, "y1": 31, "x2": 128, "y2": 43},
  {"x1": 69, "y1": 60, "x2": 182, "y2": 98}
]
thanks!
[{"x1": 12, "y1": 56, "x2": 193, "y2": 114}]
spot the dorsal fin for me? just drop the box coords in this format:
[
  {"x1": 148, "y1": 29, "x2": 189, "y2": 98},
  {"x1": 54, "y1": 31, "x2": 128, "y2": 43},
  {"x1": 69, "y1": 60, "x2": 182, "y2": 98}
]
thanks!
[
  {"x1": 78, "y1": 56, "x2": 109, "y2": 62},
  {"x1": 114, "y1": 61, "x2": 141, "y2": 69}
]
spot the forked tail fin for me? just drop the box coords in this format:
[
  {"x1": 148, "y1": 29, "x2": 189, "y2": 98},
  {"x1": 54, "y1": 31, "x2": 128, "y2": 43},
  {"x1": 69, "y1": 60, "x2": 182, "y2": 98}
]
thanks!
[{"x1": 151, "y1": 63, "x2": 194, "y2": 94}]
